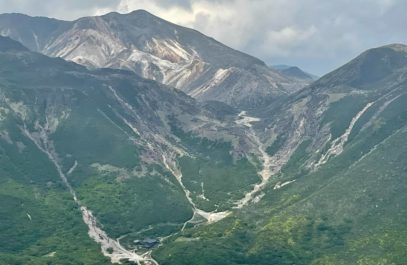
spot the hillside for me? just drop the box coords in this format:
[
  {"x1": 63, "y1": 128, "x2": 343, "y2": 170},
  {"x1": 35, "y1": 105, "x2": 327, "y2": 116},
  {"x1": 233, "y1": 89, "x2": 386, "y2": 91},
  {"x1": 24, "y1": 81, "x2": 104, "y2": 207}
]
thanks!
[
  {"x1": 153, "y1": 44, "x2": 407, "y2": 265},
  {"x1": 0, "y1": 36, "x2": 268, "y2": 264}
]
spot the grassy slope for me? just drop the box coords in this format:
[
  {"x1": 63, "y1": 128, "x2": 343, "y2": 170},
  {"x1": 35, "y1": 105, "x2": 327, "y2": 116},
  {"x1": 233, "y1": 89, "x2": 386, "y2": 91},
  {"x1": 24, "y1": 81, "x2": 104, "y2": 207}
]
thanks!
[
  {"x1": 48, "y1": 93, "x2": 190, "y2": 238},
  {"x1": 171, "y1": 120, "x2": 260, "y2": 211},
  {"x1": 154, "y1": 89, "x2": 407, "y2": 265},
  {"x1": 0, "y1": 49, "x2": 195, "y2": 261},
  {"x1": 0, "y1": 118, "x2": 109, "y2": 265}
]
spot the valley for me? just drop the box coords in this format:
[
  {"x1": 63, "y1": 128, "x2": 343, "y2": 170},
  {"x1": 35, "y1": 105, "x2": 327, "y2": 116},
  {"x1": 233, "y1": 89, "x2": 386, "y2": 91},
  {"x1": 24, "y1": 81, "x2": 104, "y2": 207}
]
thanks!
[{"x1": 0, "y1": 9, "x2": 406, "y2": 265}]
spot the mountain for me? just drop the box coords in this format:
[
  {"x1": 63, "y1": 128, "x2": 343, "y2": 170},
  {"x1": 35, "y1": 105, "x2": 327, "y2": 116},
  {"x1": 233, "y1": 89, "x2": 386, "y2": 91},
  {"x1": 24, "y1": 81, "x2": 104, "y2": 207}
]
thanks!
[
  {"x1": 0, "y1": 11, "x2": 304, "y2": 107},
  {"x1": 0, "y1": 36, "x2": 270, "y2": 264},
  {"x1": 0, "y1": 13, "x2": 406, "y2": 264},
  {"x1": 153, "y1": 44, "x2": 407, "y2": 264},
  {"x1": 273, "y1": 64, "x2": 318, "y2": 81}
]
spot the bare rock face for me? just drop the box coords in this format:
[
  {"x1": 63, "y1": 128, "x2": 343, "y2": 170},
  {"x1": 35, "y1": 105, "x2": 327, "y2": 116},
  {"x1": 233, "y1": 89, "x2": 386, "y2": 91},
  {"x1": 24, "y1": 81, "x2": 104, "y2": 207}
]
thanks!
[{"x1": 0, "y1": 10, "x2": 306, "y2": 107}]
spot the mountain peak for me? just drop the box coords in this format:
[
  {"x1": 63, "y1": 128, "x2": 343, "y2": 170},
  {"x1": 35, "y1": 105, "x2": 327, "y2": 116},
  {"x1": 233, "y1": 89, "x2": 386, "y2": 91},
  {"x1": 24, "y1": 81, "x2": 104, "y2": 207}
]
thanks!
[
  {"x1": 314, "y1": 43, "x2": 407, "y2": 89},
  {"x1": 102, "y1": 9, "x2": 153, "y2": 17},
  {"x1": 129, "y1": 9, "x2": 154, "y2": 16},
  {"x1": 382, "y1": 43, "x2": 407, "y2": 53},
  {"x1": 363, "y1": 43, "x2": 407, "y2": 56},
  {"x1": 0, "y1": 36, "x2": 28, "y2": 52},
  {"x1": 100, "y1": 9, "x2": 160, "y2": 22}
]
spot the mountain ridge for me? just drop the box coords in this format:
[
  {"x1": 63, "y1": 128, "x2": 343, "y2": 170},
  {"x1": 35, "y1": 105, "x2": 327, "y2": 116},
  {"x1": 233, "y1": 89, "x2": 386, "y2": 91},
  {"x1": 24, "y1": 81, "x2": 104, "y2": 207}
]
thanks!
[{"x1": 0, "y1": 10, "x2": 306, "y2": 107}]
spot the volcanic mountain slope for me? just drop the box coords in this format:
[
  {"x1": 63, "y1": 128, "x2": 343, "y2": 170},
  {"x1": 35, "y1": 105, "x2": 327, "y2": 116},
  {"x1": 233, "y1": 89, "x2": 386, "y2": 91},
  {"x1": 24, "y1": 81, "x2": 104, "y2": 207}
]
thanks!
[
  {"x1": 0, "y1": 10, "x2": 304, "y2": 107},
  {"x1": 1, "y1": 20, "x2": 406, "y2": 264},
  {"x1": 0, "y1": 36, "x2": 268, "y2": 264},
  {"x1": 153, "y1": 44, "x2": 407, "y2": 264}
]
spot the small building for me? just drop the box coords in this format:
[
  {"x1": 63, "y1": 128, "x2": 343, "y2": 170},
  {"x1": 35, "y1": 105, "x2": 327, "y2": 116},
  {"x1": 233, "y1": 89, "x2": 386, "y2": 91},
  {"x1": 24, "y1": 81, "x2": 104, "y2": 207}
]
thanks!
[{"x1": 134, "y1": 238, "x2": 159, "y2": 249}]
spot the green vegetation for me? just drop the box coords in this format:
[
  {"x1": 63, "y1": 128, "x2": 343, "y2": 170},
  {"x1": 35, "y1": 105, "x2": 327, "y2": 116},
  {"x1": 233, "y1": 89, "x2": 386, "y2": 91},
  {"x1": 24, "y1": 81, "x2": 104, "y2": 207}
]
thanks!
[
  {"x1": 321, "y1": 95, "x2": 368, "y2": 138},
  {"x1": 54, "y1": 111, "x2": 139, "y2": 168},
  {"x1": 2, "y1": 35, "x2": 407, "y2": 265},
  {"x1": 154, "y1": 213, "x2": 353, "y2": 265},
  {"x1": 248, "y1": 216, "x2": 352, "y2": 265},
  {"x1": 179, "y1": 154, "x2": 259, "y2": 211},
  {"x1": 280, "y1": 140, "x2": 311, "y2": 179},
  {"x1": 266, "y1": 133, "x2": 287, "y2": 156},
  {"x1": 154, "y1": 86, "x2": 407, "y2": 264},
  {"x1": 0, "y1": 119, "x2": 62, "y2": 188},
  {"x1": 0, "y1": 132, "x2": 109, "y2": 264},
  {"x1": 76, "y1": 165, "x2": 192, "y2": 238},
  {"x1": 171, "y1": 119, "x2": 260, "y2": 211}
]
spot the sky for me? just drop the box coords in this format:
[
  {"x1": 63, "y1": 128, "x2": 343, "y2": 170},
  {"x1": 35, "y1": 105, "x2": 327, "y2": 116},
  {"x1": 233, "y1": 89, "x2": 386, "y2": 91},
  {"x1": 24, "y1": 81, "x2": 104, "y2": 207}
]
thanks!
[{"x1": 0, "y1": 0, "x2": 406, "y2": 76}]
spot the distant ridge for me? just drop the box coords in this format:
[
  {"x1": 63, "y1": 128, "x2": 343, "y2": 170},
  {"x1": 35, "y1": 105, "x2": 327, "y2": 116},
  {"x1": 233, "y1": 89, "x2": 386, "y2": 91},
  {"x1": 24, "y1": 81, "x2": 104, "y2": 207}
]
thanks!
[
  {"x1": 273, "y1": 64, "x2": 318, "y2": 81},
  {"x1": 0, "y1": 35, "x2": 28, "y2": 51}
]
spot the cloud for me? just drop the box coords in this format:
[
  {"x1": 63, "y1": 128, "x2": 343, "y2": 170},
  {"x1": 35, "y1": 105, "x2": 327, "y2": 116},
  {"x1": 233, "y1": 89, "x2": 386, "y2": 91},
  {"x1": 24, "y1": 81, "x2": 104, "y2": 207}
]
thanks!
[
  {"x1": 0, "y1": 0, "x2": 406, "y2": 75},
  {"x1": 0, "y1": 0, "x2": 120, "y2": 20}
]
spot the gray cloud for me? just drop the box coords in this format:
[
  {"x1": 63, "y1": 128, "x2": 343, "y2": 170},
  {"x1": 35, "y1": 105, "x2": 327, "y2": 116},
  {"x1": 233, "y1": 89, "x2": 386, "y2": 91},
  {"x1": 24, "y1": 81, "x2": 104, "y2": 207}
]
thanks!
[
  {"x1": 153, "y1": 0, "x2": 192, "y2": 9},
  {"x1": 0, "y1": 0, "x2": 406, "y2": 75},
  {"x1": 0, "y1": 0, "x2": 120, "y2": 20}
]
